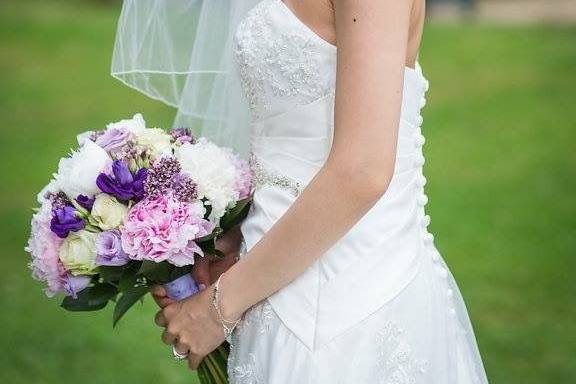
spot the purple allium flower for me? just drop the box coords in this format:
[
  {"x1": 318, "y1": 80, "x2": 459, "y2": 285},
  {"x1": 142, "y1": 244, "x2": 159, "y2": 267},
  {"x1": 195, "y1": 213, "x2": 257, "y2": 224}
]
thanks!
[
  {"x1": 95, "y1": 127, "x2": 132, "y2": 152},
  {"x1": 171, "y1": 173, "x2": 197, "y2": 202},
  {"x1": 171, "y1": 128, "x2": 195, "y2": 145},
  {"x1": 96, "y1": 160, "x2": 148, "y2": 201},
  {"x1": 50, "y1": 191, "x2": 71, "y2": 211},
  {"x1": 50, "y1": 206, "x2": 85, "y2": 238},
  {"x1": 76, "y1": 195, "x2": 95, "y2": 211},
  {"x1": 95, "y1": 230, "x2": 129, "y2": 266},
  {"x1": 144, "y1": 157, "x2": 182, "y2": 198},
  {"x1": 112, "y1": 141, "x2": 151, "y2": 165}
]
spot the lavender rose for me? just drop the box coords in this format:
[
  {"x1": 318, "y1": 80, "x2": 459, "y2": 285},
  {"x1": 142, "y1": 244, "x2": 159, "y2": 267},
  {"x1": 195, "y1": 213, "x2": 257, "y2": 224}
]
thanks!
[
  {"x1": 50, "y1": 206, "x2": 85, "y2": 238},
  {"x1": 95, "y1": 127, "x2": 132, "y2": 152},
  {"x1": 95, "y1": 230, "x2": 129, "y2": 266}
]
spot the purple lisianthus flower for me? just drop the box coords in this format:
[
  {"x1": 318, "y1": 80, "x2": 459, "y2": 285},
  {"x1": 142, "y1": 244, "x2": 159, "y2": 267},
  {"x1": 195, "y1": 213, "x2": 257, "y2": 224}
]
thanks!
[
  {"x1": 95, "y1": 127, "x2": 132, "y2": 152},
  {"x1": 50, "y1": 206, "x2": 85, "y2": 238},
  {"x1": 96, "y1": 160, "x2": 148, "y2": 202},
  {"x1": 76, "y1": 194, "x2": 95, "y2": 211},
  {"x1": 62, "y1": 274, "x2": 91, "y2": 298},
  {"x1": 95, "y1": 230, "x2": 130, "y2": 266}
]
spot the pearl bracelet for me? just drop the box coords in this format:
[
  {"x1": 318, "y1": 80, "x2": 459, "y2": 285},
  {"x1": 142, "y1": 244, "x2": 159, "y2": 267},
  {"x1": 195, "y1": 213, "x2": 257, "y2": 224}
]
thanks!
[{"x1": 211, "y1": 274, "x2": 241, "y2": 341}]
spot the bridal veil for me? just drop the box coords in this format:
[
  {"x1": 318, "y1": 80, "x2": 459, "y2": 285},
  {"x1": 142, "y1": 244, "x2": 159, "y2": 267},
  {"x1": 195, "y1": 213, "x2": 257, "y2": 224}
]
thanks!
[{"x1": 111, "y1": 0, "x2": 260, "y2": 157}]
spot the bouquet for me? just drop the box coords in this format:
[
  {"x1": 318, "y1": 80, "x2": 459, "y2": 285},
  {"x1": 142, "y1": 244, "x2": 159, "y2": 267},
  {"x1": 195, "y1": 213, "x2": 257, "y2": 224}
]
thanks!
[{"x1": 25, "y1": 114, "x2": 252, "y2": 384}]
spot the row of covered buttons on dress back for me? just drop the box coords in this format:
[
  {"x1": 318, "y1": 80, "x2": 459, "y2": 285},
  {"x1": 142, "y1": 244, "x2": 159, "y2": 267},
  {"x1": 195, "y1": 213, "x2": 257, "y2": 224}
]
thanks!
[{"x1": 411, "y1": 79, "x2": 458, "y2": 320}]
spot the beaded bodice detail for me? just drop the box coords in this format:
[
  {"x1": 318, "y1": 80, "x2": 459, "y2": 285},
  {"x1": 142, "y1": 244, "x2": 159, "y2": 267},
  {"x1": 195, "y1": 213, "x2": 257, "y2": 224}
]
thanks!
[{"x1": 234, "y1": 0, "x2": 336, "y2": 122}]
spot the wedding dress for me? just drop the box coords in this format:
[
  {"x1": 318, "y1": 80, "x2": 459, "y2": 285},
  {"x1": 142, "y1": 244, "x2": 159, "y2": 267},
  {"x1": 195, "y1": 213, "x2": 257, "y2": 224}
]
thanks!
[{"x1": 229, "y1": 1, "x2": 489, "y2": 383}]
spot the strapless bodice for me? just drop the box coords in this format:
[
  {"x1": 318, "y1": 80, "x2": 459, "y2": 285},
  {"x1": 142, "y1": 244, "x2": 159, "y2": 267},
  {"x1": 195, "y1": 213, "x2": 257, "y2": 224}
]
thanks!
[{"x1": 234, "y1": 0, "x2": 433, "y2": 351}]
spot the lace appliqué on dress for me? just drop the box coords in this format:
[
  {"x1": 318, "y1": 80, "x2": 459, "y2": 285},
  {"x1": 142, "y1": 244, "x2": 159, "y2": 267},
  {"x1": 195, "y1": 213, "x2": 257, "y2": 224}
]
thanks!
[
  {"x1": 377, "y1": 322, "x2": 428, "y2": 384},
  {"x1": 240, "y1": 300, "x2": 275, "y2": 334},
  {"x1": 250, "y1": 153, "x2": 302, "y2": 197},
  {"x1": 234, "y1": 0, "x2": 329, "y2": 121},
  {"x1": 229, "y1": 353, "x2": 264, "y2": 384},
  {"x1": 228, "y1": 301, "x2": 275, "y2": 384}
]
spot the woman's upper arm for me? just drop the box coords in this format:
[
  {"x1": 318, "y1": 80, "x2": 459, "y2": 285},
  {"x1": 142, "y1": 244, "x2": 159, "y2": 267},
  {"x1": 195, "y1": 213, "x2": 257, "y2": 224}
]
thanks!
[{"x1": 329, "y1": 0, "x2": 413, "y2": 183}]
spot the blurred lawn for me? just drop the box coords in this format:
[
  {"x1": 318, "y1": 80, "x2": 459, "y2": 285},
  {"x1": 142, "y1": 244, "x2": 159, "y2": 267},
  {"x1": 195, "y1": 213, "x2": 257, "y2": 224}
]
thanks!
[{"x1": 1, "y1": 1, "x2": 575, "y2": 384}]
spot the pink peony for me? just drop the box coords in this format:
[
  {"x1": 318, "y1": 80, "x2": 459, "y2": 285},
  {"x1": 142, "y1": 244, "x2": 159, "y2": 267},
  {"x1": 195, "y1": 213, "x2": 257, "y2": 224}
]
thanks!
[
  {"x1": 231, "y1": 154, "x2": 252, "y2": 200},
  {"x1": 26, "y1": 201, "x2": 90, "y2": 297},
  {"x1": 121, "y1": 194, "x2": 214, "y2": 267}
]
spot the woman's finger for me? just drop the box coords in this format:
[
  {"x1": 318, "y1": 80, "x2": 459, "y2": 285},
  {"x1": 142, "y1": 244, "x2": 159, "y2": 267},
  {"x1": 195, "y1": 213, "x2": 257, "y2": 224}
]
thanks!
[
  {"x1": 173, "y1": 339, "x2": 190, "y2": 357},
  {"x1": 150, "y1": 285, "x2": 167, "y2": 297},
  {"x1": 192, "y1": 256, "x2": 210, "y2": 291},
  {"x1": 151, "y1": 292, "x2": 175, "y2": 308},
  {"x1": 161, "y1": 329, "x2": 177, "y2": 345},
  {"x1": 187, "y1": 353, "x2": 204, "y2": 370},
  {"x1": 155, "y1": 310, "x2": 167, "y2": 327}
]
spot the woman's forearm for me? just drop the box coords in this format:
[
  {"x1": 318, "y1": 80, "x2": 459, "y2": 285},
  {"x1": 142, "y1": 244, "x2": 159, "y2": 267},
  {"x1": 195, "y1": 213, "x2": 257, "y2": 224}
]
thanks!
[{"x1": 219, "y1": 155, "x2": 394, "y2": 320}]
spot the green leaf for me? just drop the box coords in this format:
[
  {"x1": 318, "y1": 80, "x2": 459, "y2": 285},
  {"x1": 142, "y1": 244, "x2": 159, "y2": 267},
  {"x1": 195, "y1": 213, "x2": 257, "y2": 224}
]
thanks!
[
  {"x1": 61, "y1": 283, "x2": 117, "y2": 312},
  {"x1": 113, "y1": 285, "x2": 149, "y2": 327},
  {"x1": 197, "y1": 238, "x2": 219, "y2": 259},
  {"x1": 119, "y1": 270, "x2": 138, "y2": 292},
  {"x1": 197, "y1": 227, "x2": 222, "y2": 243},
  {"x1": 168, "y1": 266, "x2": 193, "y2": 282},
  {"x1": 138, "y1": 261, "x2": 174, "y2": 283},
  {"x1": 99, "y1": 266, "x2": 124, "y2": 283},
  {"x1": 219, "y1": 198, "x2": 251, "y2": 232}
]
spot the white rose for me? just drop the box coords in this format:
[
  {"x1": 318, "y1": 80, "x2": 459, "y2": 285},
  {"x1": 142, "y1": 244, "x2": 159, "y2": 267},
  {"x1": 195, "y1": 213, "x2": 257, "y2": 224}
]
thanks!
[
  {"x1": 91, "y1": 194, "x2": 128, "y2": 230},
  {"x1": 59, "y1": 230, "x2": 98, "y2": 276},
  {"x1": 176, "y1": 139, "x2": 238, "y2": 221},
  {"x1": 135, "y1": 128, "x2": 173, "y2": 156},
  {"x1": 106, "y1": 113, "x2": 146, "y2": 134},
  {"x1": 55, "y1": 140, "x2": 112, "y2": 200}
]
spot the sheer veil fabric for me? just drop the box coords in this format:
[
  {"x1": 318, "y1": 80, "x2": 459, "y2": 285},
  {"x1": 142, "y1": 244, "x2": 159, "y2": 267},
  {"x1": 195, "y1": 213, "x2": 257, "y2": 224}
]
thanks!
[{"x1": 112, "y1": 0, "x2": 260, "y2": 157}]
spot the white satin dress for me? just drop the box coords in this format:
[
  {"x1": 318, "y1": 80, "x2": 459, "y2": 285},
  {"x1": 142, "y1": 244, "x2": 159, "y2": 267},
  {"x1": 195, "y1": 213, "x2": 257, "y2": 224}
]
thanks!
[{"x1": 229, "y1": 1, "x2": 489, "y2": 383}]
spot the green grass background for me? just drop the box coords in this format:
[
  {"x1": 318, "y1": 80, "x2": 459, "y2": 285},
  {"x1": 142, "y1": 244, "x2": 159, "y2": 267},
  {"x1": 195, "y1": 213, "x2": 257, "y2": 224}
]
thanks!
[{"x1": 1, "y1": 1, "x2": 575, "y2": 383}]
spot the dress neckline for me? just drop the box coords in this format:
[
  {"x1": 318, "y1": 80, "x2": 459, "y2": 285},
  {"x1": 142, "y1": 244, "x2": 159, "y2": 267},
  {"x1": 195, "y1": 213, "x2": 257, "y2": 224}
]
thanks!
[
  {"x1": 275, "y1": 0, "x2": 421, "y2": 74},
  {"x1": 276, "y1": 0, "x2": 337, "y2": 51}
]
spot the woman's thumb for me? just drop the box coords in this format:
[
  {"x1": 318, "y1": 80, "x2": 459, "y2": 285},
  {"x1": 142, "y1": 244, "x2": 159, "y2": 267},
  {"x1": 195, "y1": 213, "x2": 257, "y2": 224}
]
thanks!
[{"x1": 192, "y1": 256, "x2": 210, "y2": 291}]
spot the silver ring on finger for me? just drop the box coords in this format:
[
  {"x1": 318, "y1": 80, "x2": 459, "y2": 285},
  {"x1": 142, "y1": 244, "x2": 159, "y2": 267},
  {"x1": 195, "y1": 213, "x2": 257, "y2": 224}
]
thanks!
[{"x1": 172, "y1": 344, "x2": 189, "y2": 361}]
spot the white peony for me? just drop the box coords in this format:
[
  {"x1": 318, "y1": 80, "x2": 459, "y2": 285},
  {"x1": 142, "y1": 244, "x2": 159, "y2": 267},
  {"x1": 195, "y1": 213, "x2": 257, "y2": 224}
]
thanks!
[
  {"x1": 135, "y1": 127, "x2": 173, "y2": 156},
  {"x1": 106, "y1": 113, "x2": 146, "y2": 134},
  {"x1": 176, "y1": 139, "x2": 239, "y2": 221},
  {"x1": 55, "y1": 140, "x2": 112, "y2": 200}
]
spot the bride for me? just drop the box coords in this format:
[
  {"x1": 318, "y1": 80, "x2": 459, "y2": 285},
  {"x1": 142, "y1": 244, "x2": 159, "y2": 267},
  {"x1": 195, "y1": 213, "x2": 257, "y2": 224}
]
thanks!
[{"x1": 113, "y1": 0, "x2": 489, "y2": 382}]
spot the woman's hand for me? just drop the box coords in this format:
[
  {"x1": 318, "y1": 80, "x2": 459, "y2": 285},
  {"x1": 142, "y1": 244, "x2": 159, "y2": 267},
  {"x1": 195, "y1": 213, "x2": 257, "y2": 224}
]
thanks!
[
  {"x1": 150, "y1": 226, "x2": 243, "y2": 309},
  {"x1": 192, "y1": 225, "x2": 243, "y2": 287},
  {"x1": 155, "y1": 286, "x2": 227, "y2": 370}
]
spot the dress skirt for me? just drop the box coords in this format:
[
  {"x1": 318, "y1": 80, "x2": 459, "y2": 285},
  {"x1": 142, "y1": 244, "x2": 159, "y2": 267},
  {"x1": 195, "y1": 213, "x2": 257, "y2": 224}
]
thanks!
[{"x1": 227, "y1": 244, "x2": 489, "y2": 384}]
